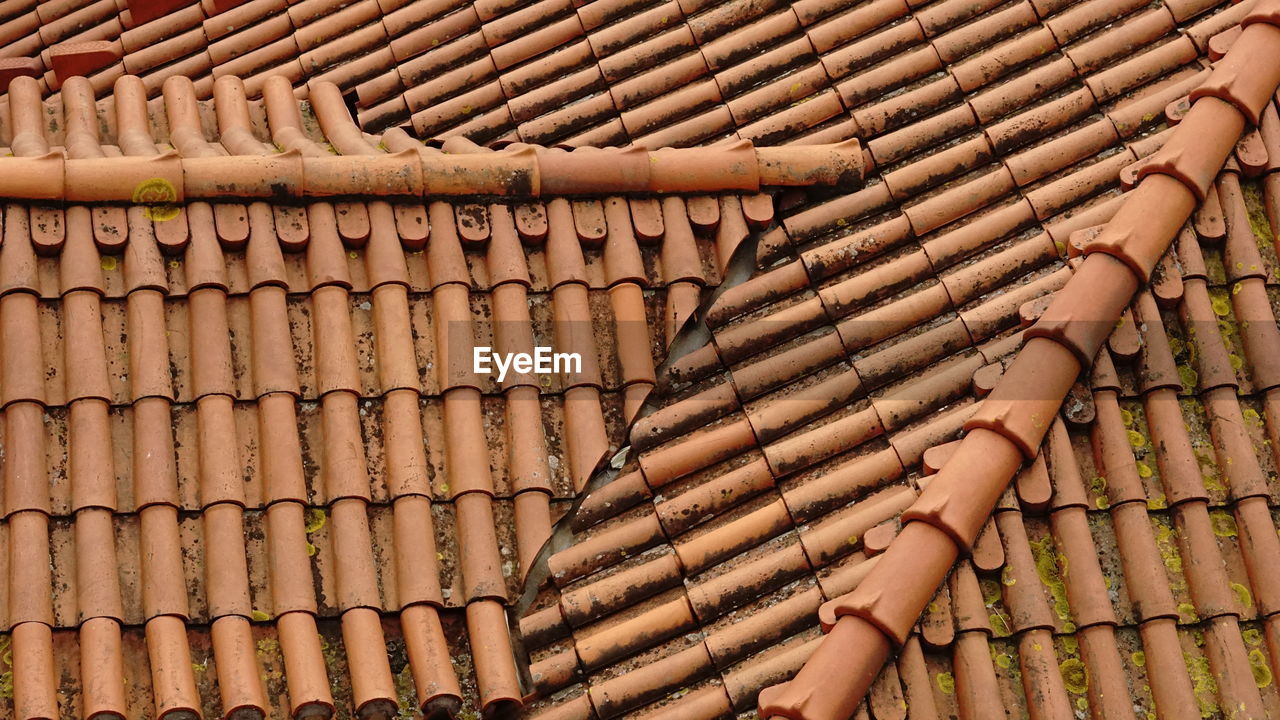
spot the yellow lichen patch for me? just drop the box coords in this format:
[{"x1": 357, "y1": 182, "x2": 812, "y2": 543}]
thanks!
[
  {"x1": 1232, "y1": 582, "x2": 1253, "y2": 610},
  {"x1": 1202, "y1": 470, "x2": 1228, "y2": 493},
  {"x1": 133, "y1": 178, "x2": 181, "y2": 222},
  {"x1": 1154, "y1": 522, "x2": 1184, "y2": 574},
  {"x1": 1091, "y1": 475, "x2": 1110, "y2": 509},
  {"x1": 1002, "y1": 566, "x2": 1017, "y2": 586},
  {"x1": 1210, "y1": 290, "x2": 1232, "y2": 317},
  {"x1": 994, "y1": 652, "x2": 1014, "y2": 670},
  {"x1": 1147, "y1": 494, "x2": 1168, "y2": 510},
  {"x1": 304, "y1": 508, "x2": 327, "y2": 533},
  {"x1": 1179, "y1": 364, "x2": 1200, "y2": 390},
  {"x1": 1030, "y1": 536, "x2": 1072, "y2": 622},
  {"x1": 1249, "y1": 648, "x2": 1273, "y2": 688},
  {"x1": 0, "y1": 635, "x2": 9, "y2": 699},
  {"x1": 1184, "y1": 652, "x2": 1219, "y2": 718},
  {"x1": 1121, "y1": 408, "x2": 1135, "y2": 426},
  {"x1": 1178, "y1": 602, "x2": 1199, "y2": 623},
  {"x1": 1241, "y1": 182, "x2": 1275, "y2": 247},
  {"x1": 319, "y1": 633, "x2": 342, "y2": 670},
  {"x1": 1210, "y1": 510, "x2": 1239, "y2": 537},
  {"x1": 1128, "y1": 430, "x2": 1148, "y2": 449},
  {"x1": 257, "y1": 637, "x2": 281, "y2": 657},
  {"x1": 144, "y1": 203, "x2": 181, "y2": 222},
  {"x1": 1062, "y1": 636, "x2": 1079, "y2": 655},
  {"x1": 1131, "y1": 650, "x2": 1147, "y2": 667},
  {"x1": 1137, "y1": 462, "x2": 1153, "y2": 478},
  {"x1": 990, "y1": 612, "x2": 1012, "y2": 637},
  {"x1": 101, "y1": 255, "x2": 118, "y2": 271},
  {"x1": 1244, "y1": 628, "x2": 1263, "y2": 646},
  {"x1": 251, "y1": 609, "x2": 270, "y2": 622},
  {"x1": 1060, "y1": 657, "x2": 1088, "y2": 694},
  {"x1": 936, "y1": 672, "x2": 955, "y2": 694},
  {"x1": 395, "y1": 663, "x2": 418, "y2": 720}
]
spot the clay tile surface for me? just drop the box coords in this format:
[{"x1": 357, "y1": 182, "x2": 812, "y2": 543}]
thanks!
[
  {"x1": 0, "y1": 61, "x2": 860, "y2": 719},
  {"x1": 7, "y1": 0, "x2": 1280, "y2": 719},
  {"x1": 492, "y1": 1, "x2": 1280, "y2": 719}
]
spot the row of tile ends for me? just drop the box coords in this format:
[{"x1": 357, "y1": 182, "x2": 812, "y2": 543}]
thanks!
[
  {"x1": 755, "y1": 3, "x2": 1280, "y2": 720},
  {"x1": 0, "y1": 72, "x2": 864, "y2": 202}
]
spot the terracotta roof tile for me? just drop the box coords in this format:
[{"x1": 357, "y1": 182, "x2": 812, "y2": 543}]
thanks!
[
  {"x1": 10, "y1": 0, "x2": 1280, "y2": 717},
  {"x1": 486, "y1": 4, "x2": 1280, "y2": 719},
  {"x1": 0, "y1": 42, "x2": 861, "y2": 715}
]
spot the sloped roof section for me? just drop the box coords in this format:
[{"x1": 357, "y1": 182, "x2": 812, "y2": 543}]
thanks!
[
  {"x1": 9, "y1": 0, "x2": 1280, "y2": 718},
  {"x1": 760, "y1": 6, "x2": 1280, "y2": 717},
  {"x1": 6, "y1": 0, "x2": 1251, "y2": 147},
  {"x1": 516, "y1": 1, "x2": 1280, "y2": 719},
  {"x1": 0, "y1": 70, "x2": 861, "y2": 720}
]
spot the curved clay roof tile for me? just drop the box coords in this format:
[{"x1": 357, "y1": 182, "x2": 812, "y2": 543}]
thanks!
[
  {"x1": 755, "y1": 6, "x2": 1280, "y2": 718},
  {"x1": 9, "y1": 0, "x2": 1280, "y2": 717}
]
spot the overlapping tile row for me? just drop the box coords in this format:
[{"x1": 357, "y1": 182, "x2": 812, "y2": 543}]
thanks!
[
  {"x1": 759, "y1": 4, "x2": 1280, "y2": 719},
  {"x1": 346, "y1": 0, "x2": 1255, "y2": 143},
  {"x1": 337, "y1": 0, "x2": 1249, "y2": 142},
  {"x1": 515, "y1": 1, "x2": 1280, "y2": 718},
  {"x1": 0, "y1": 0, "x2": 1253, "y2": 146},
  {"x1": 0, "y1": 71, "x2": 861, "y2": 719},
  {"x1": 0, "y1": 0, "x2": 512, "y2": 103}
]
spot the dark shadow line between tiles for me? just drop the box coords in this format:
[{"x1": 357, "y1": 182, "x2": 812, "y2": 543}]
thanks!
[{"x1": 506, "y1": 207, "x2": 775, "y2": 696}]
